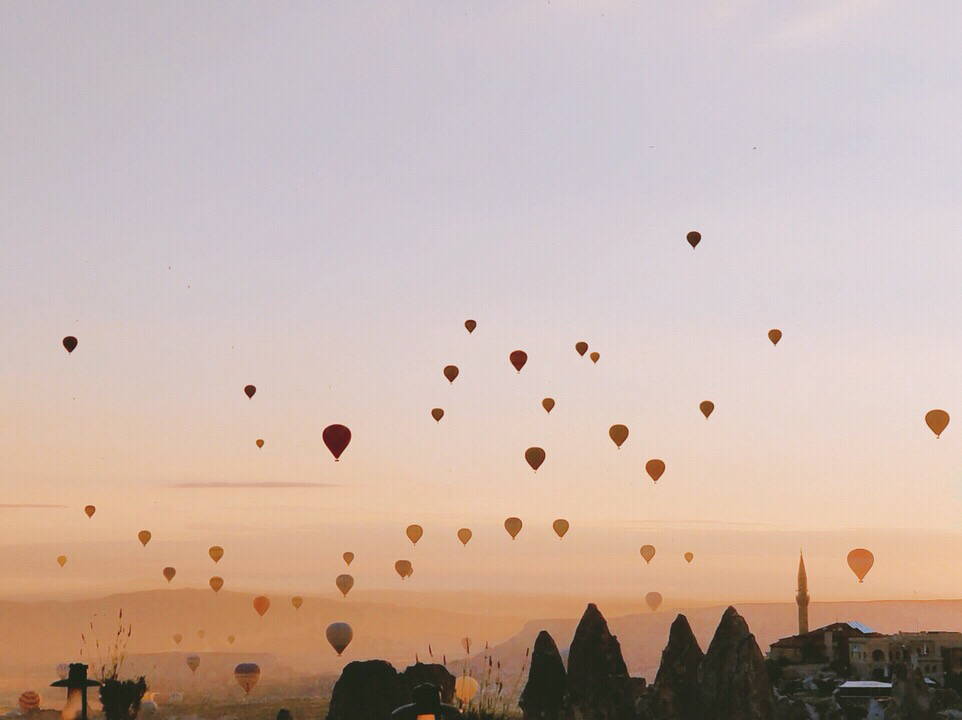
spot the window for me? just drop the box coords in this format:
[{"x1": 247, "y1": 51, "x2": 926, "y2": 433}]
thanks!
[{"x1": 872, "y1": 650, "x2": 885, "y2": 662}]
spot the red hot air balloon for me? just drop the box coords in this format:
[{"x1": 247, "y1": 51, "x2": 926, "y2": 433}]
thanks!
[
  {"x1": 323, "y1": 425, "x2": 352, "y2": 461},
  {"x1": 509, "y1": 351, "x2": 528, "y2": 373}
]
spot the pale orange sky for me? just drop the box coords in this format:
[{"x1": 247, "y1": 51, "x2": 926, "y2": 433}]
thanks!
[{"x1": 1, "y1": 1, "x2": 961, "y2": 607}]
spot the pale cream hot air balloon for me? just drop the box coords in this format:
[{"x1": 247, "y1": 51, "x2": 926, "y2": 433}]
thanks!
[
  {"x1": 926, "y1": 409, "x2": 950, "y2": 439},
  {"x1": 847, "y1": 548, "x2": 875, "y2": 583},
  {"x1": 406, "y1": 525, "x2": 424, "y2": 545},
  {"x1": 138, "y1": 530, "x2": 151, "y2": 547},
  {"x1": 525, "y1": 447, "x2": 545, "y2": 472},
  {"x1": 252, "y1": 596, "x2": 270, "y2": 617},
  {"x1": 186, "y1": 655, "x2": 200, "y2": 674},
  {"x1": 163, "y1": 567, "x2": 176, "y2": 583},
  {"x1": 326, "y1": 622, "x2": 353, "y2": 656},
  {"x1": 56, "y1": 664, "x2": 69, "y2": 680},
  {"x1": 504, "y1": 517, "x2": 523, "y2": 540},
  {"x1": 343, "y1": 552, "x2": 354, "y2": 566},
  {"x1": 209, "y1": 577, "x2": 224, "y2": 593},
  {"x1": 609, "y1": 424, "x2": 628, "y2": 448},
  {"x1": 209, "y1": 546, "x2": 224, "y2": 563},
  {"x1": 234, "y1": 663, "x2": 260, "y2": 694},
  {"x1": 395, "y1": 560, "x2": 413, "y2": 579},
  {"x1": 457, "y1": 528, "x2": 472, "y2": 546},
  {"x1": 291, "y1": 596, "x2": 303, "y2": 610},
  {"x1": 645, "y1": 592, "x2": 663, "y2": 612},
  {"x1": 640, "y1": 545, "x2": 656, "y2": 564},
  {"x1": 455, "y1": 676, "x2": 479, "y2": 703},
  {"x1": 336, "y1": 574, "x2": 354, "y2": 597},
  {"x1": 553, "y1": 519, "x2": 569, "y2": 539}
]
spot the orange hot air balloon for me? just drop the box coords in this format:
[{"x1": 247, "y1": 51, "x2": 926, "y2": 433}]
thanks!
[
  {"x1": 335, "y1": 574, "x2": 354, "y2": 597},
  {"x1": 209, "y1": 576, "x2": 224, "y2": 593},
  {"x1": 640, "y1": 545, "x2": 656, "y2": 564},
  {"x1": 700, "y1": 401, "x2": 714, "y2": 419},
  {"x1": 57, "y1": 555, "x2": 67, "y2": 568},
  {"x1": 590, "y1": 352, "x2": 600, "y2": 364},
  {"x1": 84, "y1": 505, "x2": 96, "y2": 519},
  {"x1": 464, "y1": 320, "x2": 477, "y2": 334},
  {"x1": 684, "y1": 552, "x2": 694, "y2": 564},
  {"x1": 244, "y1": 385, "x2": 256, "y2": 399},
  {"x1": 542, "y1": 398, "x2": 555, "y2": 414},
  {"x1": 234, "y1": 663, "x2": 260, "y2": 694},
  {"x1": 326, "y1": 622, "x2": 354, "y2": 656},
  {"x1": 609, "y1": 424, "x2": 629, "y2": 448},
  {"x1": 525, "y1": 447, "x2": 545, "y2": 472},
  {"x1": 291, "y1": 596, "x2": 303, "y2": 610},
  {"x1": 847, "y1": 548, "x2": 874, "y2": 583},
  {"x1": 457, "y1": 528, "x2": 473, "y2": 546},
  {"x1": 343, "y1": 552, "x2": 354, "y2": 566},
  {"x1": 645, "y1": 592, "x2": 663, "y2": 612},
  {"x1": 252, "y1": 596, "x2": 270, "y2": 616},
  {"x1": 509, "y1": 351, "x2": 528, "y2": 373},
  {"x1": 406, "y1": 525, "x2": 423, "y2": 545},
  {"x1": 443, "y1": 365, "x2": 460, "y2": 384},
  {"x1": 575, "y1": 342, "x2": 588, "y2": 357},
  {"x1": 62, "y1": 336, "x2": 78, "y2": 354},
  {"x1": 173, "y1": 634, "x2": 182, "y2": 645},
  {"x1": 431, "y1": 408, "x2": 444, "y2": 423},
  {"x1": 553, "y1": 519, "x2": 569, "y2": 539},
  {"x1": 209, "y1": 546, "x2": 224, "y2": 563},
  {"x1": 162, "y1": 567, "x2": 176, "y2": 583},
  {"x1": 256, "y1": 439, "x2": 264, "y2": 448},
  {"x1": 197, "y1": 630, "x2": 206, "y2": 639},
  {"x1": 768, "y1": 329, "x2": 782, "y2": 346},
  {"x1": 186, "y1": 655, "x2": 200, "y2": 674},
  {"x1": 227, "y1": 635, "x2": 235, "y2": 645},
  {"x1": 686, "y1": 231, "x2": 701, "y2": 249},
  {"x1": 138, "y1": 530, "x2": 151, "y2": 547},
  {"x1": 504, "y1": 517, "x2": 523, "y2": 539},
  {"x1": 926, "y1": 409, "x2": 950, "y2": 439},
  {"x1": 646, "y1": 459, "x2": 666, "y2": 483},
  {"x1": 18, "y1": 691, "x2": 41, "y2": 714},
  {"x1": 395, "y1": 560, "x2": 413, "y2": 579},
  {"x1": 323, "y1": 424, "x2": 352, "y2": 461}
]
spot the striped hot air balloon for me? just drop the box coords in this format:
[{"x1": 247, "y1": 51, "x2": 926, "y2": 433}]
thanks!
[
  {"x1": 234, "y1": 663, "x2": 261, "y2": 695},
  {"x1": 19, "y1": 691, "x2": 41, "y2": 713}
]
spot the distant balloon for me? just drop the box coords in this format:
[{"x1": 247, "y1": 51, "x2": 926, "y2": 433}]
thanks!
[
  {"x1": 432, "y1": 408, "x2": 444, "y2": 423},
  {"x1": 457, "y1": 528, "x2": 472, "y2": 546},
  {"x1": 197, "y1": 630, "x2": 205, "y2": 639},
  {"x1": 700, "y1": 401, "x2": 714, "y2": 419},
  {"x1": 525, "y1": 447, "x2": 545, "y2": 472},
  {"x1": 395, "y1": 560, "x2": 413, "y2": 579},
  {"x1": 343, "y1": 552, "x2": 354, "y2": 566},
  {"x1": 443, "y1": 365, "x2": 460, "y2": 384},
  {"x1": 686, "y1": 231, "x2": 701, "y2": 249},
  {"x1": 227, "y1": 635, "x2": 235, "y2": 645},
  {"x1": 326, "y1": 622, "x2": 354, "y2": 656},
  {"x1": 926, "y1": 409, "x2": 950, "y2": 439},
  {"x1": 173, "y1": 634, "x2": 182, "y2": 645},
  {"x1": 234, "y1": 663, "x2": 260, "y2": 694},
  {"x1": 645, "y1": 592, "x2": 663, "y2": 612},
  {"x1": 256, "y1": 439, "x2": 264, "y2": 448},
  {"x1": 209, "y1": 576, "x2": 224, "y2": 593},
  {"x1": 464, "y1": 320, "x2": 477, "y2": 334},
  {"x1": 609, "y1": 424, "x2": 629, "y2": 448},
  {"x1": 575, "y1": 342, "x2": 588, "y2": 357},
  {"x1": 84, "y1": 505, "x2": 96, "y2": 518},
  {"x1": 19, "y1": 691, "x2": 41, "y2": 713},
  {"x1": 640, "y1": 545, "x2": 656, "y2": 564},
  {"x1": 252, "y1": 596, "x2": 270, "y2": 616},
  {"x1": 553, "y1": 519, "x2": 569, "y2": 539},
  {"x1": 163, "y1": 567, "x2": 176, "y2": 583},
  {"x1": 336, "y1": 574, "x2": 354, "y2": 597},
  {"x1": 62, "y1": 336, "x2": 78, "y2": 354},
  {"x1": 847, "y1": 548, "x2": 874, "y2": 583},
  {"x1": 455, "y1": 676, "x2": 480, "y2": 703},
  {"x1": 590, "y1": 352, "x2": 600, "y2": 364},
  {"x1": 186, "y1": 655, "x2": 200, "y2": 674},
  {"x1": 291, "y1": 596, "x2": 303, "y2": 610},
  {"x1": 56, "y1": 663, "x2": 70, "y2": 680},
  {"x1": 509, "y1": 351, "x2": 528, "y2": 373},
  {"x1": 323, "y1": 424, "x2": 352, "y2": 461},
  {"x1": 646, "y1": 459, "x2": 666, "y2": 483},
  {"x1": 244, "y1": 385, "x2": 256, "y2": 399},
  {"x1": 684, "y1": 552, "x2": 694, "y2": 564},
  {"x1": 57, "y1": 555, "x2": 67, "y2": 568},
  {"x1": 209, "y1": 546, "x2": 224, "y2": 563},
  {"x1": 504, "y1": 517, "x2": 523, "y2": 540},
  {"x1": 768, "y1": 329, "x2": 782, "y2": 346},
  {"x1": 406, "y1": 525, "x2": 424, "y2": 545},
  {"x1": 138, "y1": 530, "x2": 151, "y2": 547},
  {"x1": 542, "y1": 398, "x2": 555, "y2": 414}
]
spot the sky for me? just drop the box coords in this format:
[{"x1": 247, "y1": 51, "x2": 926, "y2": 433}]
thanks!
[{"x1": 1, "y1": 1, "x2": 961, "y2": 607}]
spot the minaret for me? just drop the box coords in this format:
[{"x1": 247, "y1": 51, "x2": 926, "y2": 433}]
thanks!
[{"x1": 796, "y1": 550, "x2": 810, "y2": 635}]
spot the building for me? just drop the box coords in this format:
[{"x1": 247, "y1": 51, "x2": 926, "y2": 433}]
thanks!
[
  {"x1": 770, "y1": 621, "x2": 879, "y2": 671},
  {"x1": 848, "y1": 631, "x2": 962, "y2": 682}
]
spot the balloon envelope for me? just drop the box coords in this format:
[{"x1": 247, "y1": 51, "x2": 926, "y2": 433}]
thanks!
[
  {"x1": 209, "y1": 546, "x2": 224, "y2": 563},
  {"x1": 395, "y1": 560, "x2": 413, "y2": 578},
  {"x1": 209, "y1": 576, "x2": 223, "y2": 593},
  {"x1": 19, "y1": 691, "x2": 41, "y2": 713},
  {"x1": 84, "y1": 505, "x2": 96, "y2": 518},
  {"x1": 343, "y1": 552, "x2": 354, "y2": 566},
  {"x1": 253, "y1": 596, "x2": 270, "y2": 616},
  {"x1": 431, "y1": 408, "x2": 444, "y2": 422},
  {"x1": 553, "y1": 519, "x2": 569, "y2": 539},
  {"x1": 575, "y1": 341, "x2": 588, "y2": 357},
  {"x1": 326, "y1": 622, "x2": 354, "y2": 655},
  {"x1": 335, "y1": 574, "x2": 354, "y2": 597},
  {"x1": 323, "y1": 424, "x2": 352, "y2": 461},
  {"x1": 227, "y1": 635, "x2": 235, "y2": 645},
  {"x1": 256, "y1": 439, "x2": 264, "y2": 448},
  {"x1": 700, "y1": 401, "x2": 714, "y2": 419},
  {"x1": 645, "y1": 592, "x2": 663, "y2": 612},
  {"x1": 847, "y1": 548, "x2": 875, "y2": 583},
  {"x1": 504, "y1": 517, "x2": 523, "y2": 539},
  {"x1": 57, "y1": 555, "x2": 67, "y2": 568},
  {"x1": 926, "y1": 409, "x2": 950, "y2": 438},
  {"x1": 244, "y1": 385, "x2": 256, "y2": 399},
  {"x1": 455, "y1": 676, "x2": 479, "y2": 703},
  {"x1": 640, "y1": 545, "x2": 656, "y2": 564},
  {"x1": 684, "y1": 552, "x2": 694, "y2": 564},
  {"x1": 443, "y1": 365, "x2": 459, "y2": 383},
  {"x1": 509, "y1": 350, "x2": 528, "y2": 373},
  {"x1": 163, "y1": 567, "x2": 176, "y2": 583},
  {"x1": 457, "y1": 528, "x2": 473, "y2": 546},
  {"x1": 56, "y1": 664, "x2": 70, "y2": 680},
  {"x1": 173, "y1": 635, "x2": 182, "y2": 645},
  {"x1": 291, "y1": 596, "x2": 303, "y2": 610},
  {"x1": 234, "y1": 663, "x2": 260, "y2": 694},
  {"x1": 62, "y1": 336, "x2": 78, "y2": 354},
  {"x1": 464, "y1": 320, "x2": 477, "y2": 334},
  {"x1": 406, "y1": 525, "x2": 423, "y2": 545},
  {"x1": 768, "y1": 329, "x2": 782, "y2": 346},
  {"x1": 542, "y1": 398, "x2": 555, "y2": 414},
  {"x1": 525, "y1": 447, "x2": 545, "y2": 472},
  {"x1": 138, "y1": 530, "x2": 151, "y2": 547},
  {"x1": 646, "y1": 459, "x2": 666, "y2": 483},
  {"x1": 590, "y1": 352, "x2": 600, "y2": 363},
  {"x1": 609, "y1": 424, "x2": 628, "y2": 448},
  {"x1": 686, "y1": 231, "x2": 701, "y2": 249},
  {"x1": 186, "y1": 655, "x2": 200, "y2": 674}
]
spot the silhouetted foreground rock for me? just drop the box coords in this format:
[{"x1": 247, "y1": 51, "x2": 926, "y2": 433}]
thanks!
[
  {"x1": 327, "y1": 660, "x2": 405, "y2": 720},
  {"x1": 400, "y1": 662, "x2": 456, "y2": 703},
  {"x1": 564, "y1": 603, "x2": 636, "y2": 720},
  {"x1": 520, "y1": 630, "x2": 567, "y2": 720},
  {"x1": 651, "y1": 614, "x2": 704, "y2": 720}
]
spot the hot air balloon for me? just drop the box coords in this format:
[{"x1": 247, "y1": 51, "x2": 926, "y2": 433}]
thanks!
[
  {"x1": 197, "y1": 630, "x2": 205, "y2": 639},
  {"x1": 504, "y1": 517, "x2": 522, "y2": 540},
  {"x1": 84, "y1": 505, "x2": 96, "y2": 519},
  {"x1": 291, "y1": 596, "x2": 303, "y2": 610},
  {"x1": 926, "y1": 409, "x2": 950, "y2": 439},
  {"x1": 19, "y1": 691, "x2": 41, "y2": 713},
  {"x1": 209, "y1": 577, "x2": 224, "y2": 593},
  {"x1": 509, "y1": 351, "x2": 528, "y2": 373},
  {"x1": 700, "y1": 401, "x2": 714, "y2": 419},
  {"x1": 464, "y1": 320, "x2": 477, "y2": 334},
  {"x1": 227, "y1": 635, "x2": 235, "y2": 645},
  {"x1": 63, "y1": 336, "x2": 78, "y2": 354},
  {"x1": 163, "y1": 567, "x2": 176, "y2": 583},
  {"x1": 186, "y1": 655, "x2": 200, "y2": 674},
  {"x1": 406, "y1": 525, "x2": 423, "y2": 545},
  {"x1": 323, "y1": 424, "x2": 352, "y2": 461},
  {"x1": 56, "y1": 664, "x2": 70, "y2": 680},
  {"x1": 847, "y1": 548, "x2": 874, "y2": 583},
  {"x1": 173, "y1": 635, "x2": 182, "y2": 645},
  {"x1": 640, "y1": 545, "x2": 656, "y2": 564},
  {"x1": 234, "y1": 663, "x2": 260, "y2": 694},
  {"x1": 590, "y1": 352, "x2": 600, "y2": 364},
  {"x1": 686, "y1": 231, "x2": 701, "y2": 249},
  {"x1": 457, "y1": 528, "x2": 472, "y2": 546},
  {"x1": 645, "y1": 592, "x2": 663, "y2": 612},
  {"x1": 336, "y1": 574, "x2": 354, "y2": 597},
  {"x1": 209, "y1": 546, "x2": 224, "y2": 563},
  {"x1": 256, "y1": 439, "x2": 264, "y2": 448},
  {"x1": 326, "y1": 622, "x2": 354, "y2": 656},
  {"x1": 768, "y1": 329, "x2": 782, "y2": 346},
  {"x1": 455, "y1": 676, "x2": 479, "y2": 703},
  {"x1": 343, "y1": 552, "x2": 354, "y2": 566},
  {"x1": 244, "y1": 385, "x2": 256, "y2": 399},
  {"x1": 684, "y1": 552, "x2": 694, "y2": 564},
  {"x1": 542, "y1": 398, "x2": 555, "y2": 414},
  {"x1": 525, "y1": 447, "x2": 545, "y2": 472},
  {"x1": 138, "y1": 530, "x2": 151, "y2": 547},
  {"x1": 252, "y1": 596, "x2": 270, "y2": 617},
  {"x1": 646, "y1": 459, "x2": 666, "y2": 483},
  {"x1": 57, "y1": 555, "x2": 67, "y2": 568},
  {"x1": 395, "y1": 560, "x2": 413, "y2": 579},
  {"x1": 609, "y1": 424, "x2": 628, "y2": 448},
  {"x1": 575, "y1": 342, "x2": 588, "y2": 357},
  {"x1": 443, "y1": 365, "x2": 460, "y2": 384},
  {"x1": 432, "y1": 408, "x2": 444, "y2": 423},
  {"x1": 553, "y1": 519, "x2": 569, "y2": 539}
]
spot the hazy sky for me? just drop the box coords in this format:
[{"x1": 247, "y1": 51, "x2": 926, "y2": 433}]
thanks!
[{"x1": 1, "y1": 1, "x2": 961, "y2": 606}]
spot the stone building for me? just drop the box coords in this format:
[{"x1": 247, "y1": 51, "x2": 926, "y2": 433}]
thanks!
[{"x1": 848, "y1": 631, "x2": 962, "y2": 682}]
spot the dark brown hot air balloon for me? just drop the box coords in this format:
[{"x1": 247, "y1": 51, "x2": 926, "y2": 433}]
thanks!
[
  {"x1": 575, "y1": 342, "x2": 588, "y2": 357},
  {"x1": 700, "y1": 401, "x2": 714, "y2": 419},
  {"x1": 926, "y1": 409, "x2": 950, "y2": 439},
  {"x1": 646, "y1": 459, "x2": 666, "y2": 483},
  {"x1": 609, "y1": 424, "x2": 628, "y2": 448},
  {"x1": 542, "y1": 398, "x2": 555, "y2": 414},
  {"x1": 525, "y1": 447, "x2": 545, "y2": 472},
  {"x1": 768, "y1": 329, "x2": 782, "y2": 346},
  {"x1": 464, "y1": 320, "x2": 477, "y2": 334},
  {"x1": 323, "y1": 424, "x2": 352, "y2": 461},
  {"x1": 244, "y1": 385, "x2": 256, "y2": 399},
  {"x1": 589, "y1": 352, "x2": 600, "y2": 364},
  {"x1": 509, "y1": 351, "x2": 528, "y2": 373},
  {"x1": 62, "y1": 336, "x2": 78, "y2": 354},
  {"x1": 686, "y1": 231, "x2": 701, "y2": 249},
  {"x1": 443, "y1": 365, "x2": 459, "y2": 383},
  {"x1": 431, "y1": 408, "x2": 444, "y2": 423}
]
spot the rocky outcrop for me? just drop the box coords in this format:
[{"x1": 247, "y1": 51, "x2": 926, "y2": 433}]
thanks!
[
  {"x1": 698, "y1": 606, "x2": 776, "y2": 720},
  {"x1": 327, "y1": 660, "x2": 405, "y2": 720},
  {"x1": 520, "y1": 630, "x2": 567, "y2": 720},
  {"x1": 565, "y1": 603, "x2": 635, "y2": 720},
  {"x1": 885, "y1": 668, "x2": 932, "y2": 720},
  {"x1": 651, "y1": 614, "x2": 704, "y2": 720},
  {"x1": 400, "y1": 663, "x2": 455, "y2": 703}
]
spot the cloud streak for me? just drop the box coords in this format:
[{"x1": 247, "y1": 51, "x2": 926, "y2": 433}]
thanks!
[{"x1": 171, "y1": 481, "x2": 342, "y2": 489}]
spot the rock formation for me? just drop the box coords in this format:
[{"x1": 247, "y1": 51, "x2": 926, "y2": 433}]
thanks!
[
  {"x1": 884, "y1": 667, "x2": 931, "y2": 720},
  {"x1": 520, "y1": 630, "x2": 567, "y2": 720},
  {"x1": 327, "y1": 660, "x2": 405, "y2": 720},
  {"x1": 651, "y1": 614, "x2": 704, "y2": 720},
  {"x1": 400, "y1": 663, "x2": 456, "y2": 703},
  {"x1": 564, "y1": 603, "x2": 635, "y2": 720}
]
